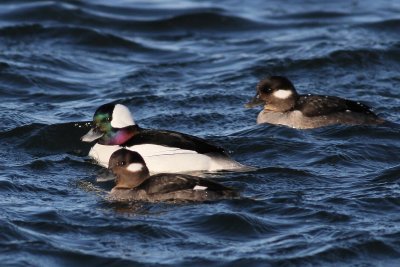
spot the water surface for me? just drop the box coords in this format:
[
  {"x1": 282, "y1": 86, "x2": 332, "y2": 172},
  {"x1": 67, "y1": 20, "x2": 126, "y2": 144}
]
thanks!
[{"x1": 1, "y1": 0, "x2": 400, "y2": 266}]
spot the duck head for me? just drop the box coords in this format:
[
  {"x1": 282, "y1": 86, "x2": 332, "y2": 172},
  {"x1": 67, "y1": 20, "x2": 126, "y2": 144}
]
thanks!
[
  {"x1": 246, "y1": 76, "x2": 298, "y2": 112},
  {"x1": 108, "y1": 149, "x2": 150, "y2": 189},
  {"x1": 81, "y1": 103, "x2": 136, "y2": 145}
]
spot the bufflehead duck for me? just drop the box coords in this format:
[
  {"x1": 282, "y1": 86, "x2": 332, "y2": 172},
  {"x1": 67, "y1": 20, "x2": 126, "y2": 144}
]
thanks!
[
  {"x1": 246, "y1": 76, "x2": 384, "y2": 129},
  {"x1": 107, "y1": 149, "x2": 238, "y2": 202},
  {"x1": 81, "y1": 103, "x2": 246, "y2": 173}
]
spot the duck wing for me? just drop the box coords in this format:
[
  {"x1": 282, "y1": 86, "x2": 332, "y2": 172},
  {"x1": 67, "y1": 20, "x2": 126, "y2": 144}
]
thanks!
[
  {"x1": 296, "y1": 95, "x2": 377, "y2": 117},
  {"x1": 122, "y1": 128, "x2": 228, "y2": 156},
  {"x1": 141, "y1": 174, "x2": 233, "y2": 194}
]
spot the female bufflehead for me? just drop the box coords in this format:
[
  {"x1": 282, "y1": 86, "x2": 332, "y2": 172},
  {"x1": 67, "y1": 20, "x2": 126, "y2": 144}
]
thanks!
[
  {"x1": 81, "y1": 103, "x2": 246, "y2": 173},
  {"x1": 107, "y1": 149, "x2": 238, "y2": 202},
  {"x1": 246, "y1": 76, "x2": 384, "y2": 129}
]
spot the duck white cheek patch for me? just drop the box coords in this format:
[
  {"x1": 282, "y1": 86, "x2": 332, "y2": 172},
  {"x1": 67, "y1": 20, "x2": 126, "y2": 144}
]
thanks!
[
  {"x1": 193, "y1": 185, "x2": 208, "y2": 191},
  {"x1": 273, "y1": 89, "x2": 293, "y2": 99},
  {"x1": 127, "y1": 163, "x2": 143, "y2": 172}
]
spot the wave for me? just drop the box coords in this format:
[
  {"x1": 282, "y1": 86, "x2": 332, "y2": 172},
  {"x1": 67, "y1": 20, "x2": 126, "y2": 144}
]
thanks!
[
  {"x1": 358, "y1": 18, "x2": 400, "y2": 32},
  {"x1": 0, "y1": 24, "x2": 164, "y2": 53},
  {"x1": 370, "y1": 165, "x2": 400, "y2": 182},
  {"x1": 147, "y1": 12, "x2": 263, "y2": 31},
  {"x1": 0, "y1": 122, "x2": 92, "y2": 155},
  {"x1": 182, "y1": 212, "x2": 276, "y2": 240},
  {"x1": 282, "y1": 11, "x2": 350, "y2": 19},
  {"x1": 0, "y1": 218, "x2": 148, "y2": 266},
  {"x1": 252, "y1": 45, "x2": 400, "y2": 78},
  {"x1": 268, "y1": 239, "x2": 399, "y2": 266},
  {"x1": 1, "y1": 2, "x2": 264, "y2": 33}
]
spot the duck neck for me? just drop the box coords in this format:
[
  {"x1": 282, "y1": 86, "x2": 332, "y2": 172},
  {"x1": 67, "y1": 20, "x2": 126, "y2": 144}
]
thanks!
[
  {"x1": 265, "y1": 93, "x2": 298, "y2": 112},
  {"x1": 99, "y1": 125, "x2": 138, "y2": 145},
  {"x1": 114, "y1": 167, "x2": 150, "y2": 189}
]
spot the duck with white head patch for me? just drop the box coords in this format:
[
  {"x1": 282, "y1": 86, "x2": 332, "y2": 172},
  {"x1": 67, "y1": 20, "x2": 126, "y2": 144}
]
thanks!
[
  {"x1": 107, "y1": 149, "x2": 239, "y2": 202},
  {"x1": 81, "y1": 103, "x2": 248, "y2": 173},
  {"x1": 246, "y1": 76, "x2": 385, "y2": 129}
]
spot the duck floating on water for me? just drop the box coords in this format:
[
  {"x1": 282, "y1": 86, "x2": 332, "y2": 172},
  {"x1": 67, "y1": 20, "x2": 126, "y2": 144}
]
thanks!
[
  {"x1": 246, "y1": 76, "x2": 384, "y2": 129},
  {"x1": 81, "y1": 103, "x2": 247, "y2": 173},
  {"x1": 107, "y1": 149, "x2": 239, "y2": 202}
]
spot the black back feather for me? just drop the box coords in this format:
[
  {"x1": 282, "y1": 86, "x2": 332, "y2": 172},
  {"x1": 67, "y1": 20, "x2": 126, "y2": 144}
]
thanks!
[
  {"x1": 121, "y1": 127, "x2": 228, "y2": 156},
  {"x1": 295, "y1": 95, "x2": 377, "y2": 117},
  {"x1": 140, "y1": 174, "x2": 233, "y2": 194}
]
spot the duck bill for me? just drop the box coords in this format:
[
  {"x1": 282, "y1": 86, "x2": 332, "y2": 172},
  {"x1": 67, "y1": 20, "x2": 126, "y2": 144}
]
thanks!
[
  {"x1": 245, "y1": 93, "x2": 264, "y2": 108},
  {"x1": 81, "y1": 127, "x2": 104, "y2": 142}
]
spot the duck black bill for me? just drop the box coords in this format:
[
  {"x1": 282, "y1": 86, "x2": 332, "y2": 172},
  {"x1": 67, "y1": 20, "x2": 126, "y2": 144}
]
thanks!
[{"x1": 245, "y1": 93, "x2": 264, "y2": 108}]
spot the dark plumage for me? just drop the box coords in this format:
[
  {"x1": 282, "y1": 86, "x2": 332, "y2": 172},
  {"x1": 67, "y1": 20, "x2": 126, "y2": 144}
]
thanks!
[
  {"x1": 108, "y1": 149, "x2": 239, "y2": 202},
  {"x1": 121, "y1": 127, "x2": 227, "y2": 155},
  {"x1": 295, "y1": 95, "x2": 376, "y2": 117}
]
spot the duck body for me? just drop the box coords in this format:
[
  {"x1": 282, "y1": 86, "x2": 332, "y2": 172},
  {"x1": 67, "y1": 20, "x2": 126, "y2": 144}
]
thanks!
[
  {"x1": 109, "y1": 173, "x2": 238, "y2": 202},
  {"x1": 256, "y1": 94, "x2": 384, "y2": 129},
  {"x1": 82, "y1": 103, "x2": 246, "y2": 173},
  {"x1": 107, "y1": 149, "x2": 238, "y2": 203},
  {"x1": 247, "y1": 76, "x2": 384, "y2": 129}
]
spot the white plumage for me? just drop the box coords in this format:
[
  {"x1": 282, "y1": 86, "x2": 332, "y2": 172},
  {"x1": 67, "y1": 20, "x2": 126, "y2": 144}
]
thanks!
[
  {"x1": 88, "y1": 143, "x2": 243, "y2": 173},
  {"x1": 127, "y1": 163, "x2": 144, "y2": 172},
  {"x1": 110, "y1": 104, "x2": 135, "y2": 128},
  {"x1": 273, "y1": 89, "x2": 293, "y2": 99}
]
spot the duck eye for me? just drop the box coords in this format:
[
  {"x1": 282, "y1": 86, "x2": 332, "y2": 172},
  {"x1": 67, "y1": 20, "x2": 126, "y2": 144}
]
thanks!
[
  {"x1": 118, "y1": 161, "x2": 126, "y2": 166},
  {"x1": 107, "y1": 117, "x2": 112, "y2": 122}
]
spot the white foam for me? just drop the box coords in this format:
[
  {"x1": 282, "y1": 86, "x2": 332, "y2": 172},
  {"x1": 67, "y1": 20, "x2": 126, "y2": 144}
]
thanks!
[
  {"x1": 111, "y1": 104, "x2": 135, "y2": 128},
  {"x1": 273, "y1": 89, "x2": 293, "y2": 99}
]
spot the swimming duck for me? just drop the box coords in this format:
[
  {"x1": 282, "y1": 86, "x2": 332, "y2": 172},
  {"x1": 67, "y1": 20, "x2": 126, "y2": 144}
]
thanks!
[
  {"x1": 107, "y1": 149, "x2": 238, "y2": 202},
  {"x1": 81, "y1": 103, "x2": 246, "y2": 173},
  {"x1": 246, "y1": 76, "x2": 384, "y2": 129}
]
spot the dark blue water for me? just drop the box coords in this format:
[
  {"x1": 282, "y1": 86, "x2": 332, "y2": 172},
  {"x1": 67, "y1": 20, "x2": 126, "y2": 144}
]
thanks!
[{"x1": 1, "y1": 0, "x2": 400, "y2": 266}]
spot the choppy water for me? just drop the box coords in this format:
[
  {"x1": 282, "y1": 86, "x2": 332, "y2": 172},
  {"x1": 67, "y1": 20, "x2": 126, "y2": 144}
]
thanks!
[{"x1": 1, "y1": 0, "x2": 400, "y2": 266}]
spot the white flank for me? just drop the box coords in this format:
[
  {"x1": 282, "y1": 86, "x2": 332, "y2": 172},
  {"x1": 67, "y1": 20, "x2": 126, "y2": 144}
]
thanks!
[
  {"x1": 273, "y1": 89, "x2": 293, "y2": 99},
  {"x1": 131, "y1": 144, "x2": 198, "y2": 156},
  {"x1": 111, "y1": 104, "x2": 135, "y2": 128},
  {"x1": 89, "y1": 144, "x2": 242, "y2": 173},
  {"x1": 193, "y1": 185, "x2": 208, "y2": 191},
  {"x1": 89, "y1": 144, "x2": 120, "y2": 168},
  {"x1": 127, "y1": 163, "x2": 144, "y2": 172}
]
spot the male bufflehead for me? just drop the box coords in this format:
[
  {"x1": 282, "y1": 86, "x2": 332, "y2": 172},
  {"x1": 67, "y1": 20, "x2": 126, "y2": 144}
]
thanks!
[
  {"x1": 246, "y1": 76, "x2": 384, "y2": 129},
  {"x1": 107, "y1": 149, "x2": 238, "y2": 202},
  {"x1": 81, "y1": 103, "x2": 246, "y2": 173}
]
